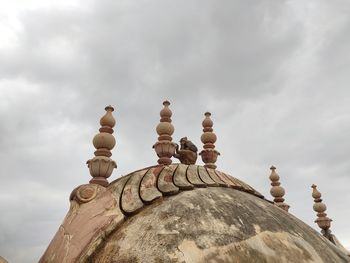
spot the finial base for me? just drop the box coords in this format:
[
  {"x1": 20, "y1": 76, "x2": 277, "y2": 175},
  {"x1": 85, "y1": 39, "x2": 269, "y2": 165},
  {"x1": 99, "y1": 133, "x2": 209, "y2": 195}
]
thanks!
[
  {"x1": 89, "y1": 177, "x2": 109, "y2": 187},
  {"x1": 153, "y1": 141, "x2": 176, "y2": 165},
  {"x1": 316, "y1": 216, "x2": 332, "y2": 231},
  {"x1": 200, "y1": 149, "x2": 220, "y2": 168},
  {"x1": 276, "y1": 202, "x2": 290, "y2": 212},
  {"x1": 157, "y1": 157, "x2": 172, "y2": 165},
  {"x1": 321, "y1": 229, "x2": 333, "y2": 240},
  {"x1": 204, "y1": 163, "x2": 217, "y2": 169},
  {"x1": 87, "y1": 156, "x2": 117, "y2": 187}
]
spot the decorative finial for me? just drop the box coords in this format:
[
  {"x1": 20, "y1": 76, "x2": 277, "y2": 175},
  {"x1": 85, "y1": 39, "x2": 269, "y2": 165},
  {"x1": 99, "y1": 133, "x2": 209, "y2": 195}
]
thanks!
[
  {"x1": 153, "y1": 100, "x2": 177, "y2": 165},
  {"x1": 269, "y1": 166, "x2": 289, "y2": 212},
  {"x1": 173, "y1": 137, "x2": 198, "y2": 164},
  {"x1": 86, "y1": 105, "x2": 117, "y2": 186},
  {"x1": 199, "y1": 112, "x2": 220, "y2": 169},
  {"x1": 312, "y1": 184, "x2": 332, "y2": 238}
]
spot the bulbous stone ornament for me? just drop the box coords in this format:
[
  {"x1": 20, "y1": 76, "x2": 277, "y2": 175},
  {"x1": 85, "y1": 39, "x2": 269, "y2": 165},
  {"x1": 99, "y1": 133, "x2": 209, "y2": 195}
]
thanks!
[
  {"x1": 311, "y1": 184, "x2": 332, "y2": 238},
  {"x1": 269, "y1": 166, "x2": 289, "y2": 212},
  {"x1": 153, "y1": 101, "x2": 176, "y2": 165},
  {"x1": 87, "y1": 105, "x2": 117, "y2": 187},
  {"x1": 199, "y1": 112, "x2": 220, "y2": 169}
]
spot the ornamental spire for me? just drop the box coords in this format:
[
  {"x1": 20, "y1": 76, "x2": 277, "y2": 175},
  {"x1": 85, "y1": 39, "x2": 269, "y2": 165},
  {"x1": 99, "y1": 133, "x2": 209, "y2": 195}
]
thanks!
[
  {"x1": 311, "y1": 184, "x2": 332, "y2": 238},
  {"x1": 199, "y1": 112, "x2": 220, "y2": 169},
  {"x1": 86, "y1": 105, "x2": 117, "y2": 186},
  {"x1": 153, "y1": 100, "x2": 176, "y2": 165},
  {"x1": 269, "y1": 166, "x2": 289, "y2": 212}
]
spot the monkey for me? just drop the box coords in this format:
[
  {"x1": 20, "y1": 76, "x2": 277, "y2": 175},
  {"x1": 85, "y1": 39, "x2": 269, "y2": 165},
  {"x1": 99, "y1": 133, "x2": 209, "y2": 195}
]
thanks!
[{"x1": 173, "y1": 137, "x2": 198, "y2": 165}]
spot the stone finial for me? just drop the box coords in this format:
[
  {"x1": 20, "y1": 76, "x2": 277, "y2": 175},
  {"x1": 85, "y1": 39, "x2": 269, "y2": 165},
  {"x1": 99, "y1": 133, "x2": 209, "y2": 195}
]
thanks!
[
  {"x1": 312, "y1": 184, "x2": 332, "y2": 238},
  {"x1": 199, "y1": 112, "x2": 220, "y2": 169},
  {"x1": 86, "y1": 105, "x2": 117, "y2": 187},
  {"x1": 269, "y1": 166, "x2": 289, "y2": 212},
  {"x1": 153, "y1": 100, "x2": 176, "y2": 165}
]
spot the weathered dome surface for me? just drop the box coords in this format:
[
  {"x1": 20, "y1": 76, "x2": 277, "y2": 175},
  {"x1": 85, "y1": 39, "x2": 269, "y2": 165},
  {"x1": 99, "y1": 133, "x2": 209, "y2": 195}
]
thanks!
[
  {"x1": 91, "y1": 188, "x2": 348, "y2": 263},
  {"x1": 40, "y1": 164, "x2": 350, "y2": 263}
]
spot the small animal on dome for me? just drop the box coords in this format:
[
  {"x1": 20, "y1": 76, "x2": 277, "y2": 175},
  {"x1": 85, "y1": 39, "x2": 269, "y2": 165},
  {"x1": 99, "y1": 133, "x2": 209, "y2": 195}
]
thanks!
[{"x1": 173, "y1": 137, "x2": 198, "y2": 165}]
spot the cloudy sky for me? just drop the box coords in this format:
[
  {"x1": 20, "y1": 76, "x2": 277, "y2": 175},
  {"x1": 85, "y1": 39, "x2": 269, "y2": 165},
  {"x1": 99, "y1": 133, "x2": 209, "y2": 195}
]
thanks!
[{"x1": 0, "y1": 0, "x2": 350, "y2": 262}]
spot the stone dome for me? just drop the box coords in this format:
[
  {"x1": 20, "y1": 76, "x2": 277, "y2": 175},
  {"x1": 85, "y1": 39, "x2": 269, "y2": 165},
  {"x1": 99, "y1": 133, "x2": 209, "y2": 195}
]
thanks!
[{"x1": 40, "y1": 164, "x2": 350, "y2": 263}]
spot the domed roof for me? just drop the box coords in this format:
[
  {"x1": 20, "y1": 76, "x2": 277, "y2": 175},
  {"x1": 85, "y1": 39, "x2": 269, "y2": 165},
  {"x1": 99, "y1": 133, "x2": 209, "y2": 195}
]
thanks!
[
  {"x1": 39, "y1": 104, "x2": 350, "y2": 262},
  {"x1": 40, "y1": 164, "x2": 350, "y2": 263}
]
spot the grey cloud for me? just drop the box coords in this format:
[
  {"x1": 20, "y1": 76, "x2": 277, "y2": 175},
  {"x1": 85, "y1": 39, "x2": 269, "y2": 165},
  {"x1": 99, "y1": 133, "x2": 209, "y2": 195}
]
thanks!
[{"x1": 1, "y1": 0, "x2": 350, "y2": 262}]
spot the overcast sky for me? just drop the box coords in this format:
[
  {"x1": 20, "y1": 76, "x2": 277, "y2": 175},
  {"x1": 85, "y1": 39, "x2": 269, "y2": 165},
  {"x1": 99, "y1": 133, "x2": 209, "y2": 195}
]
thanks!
[{"x1": 0, "y1": 0, "x2": 350, "y2": 262}]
